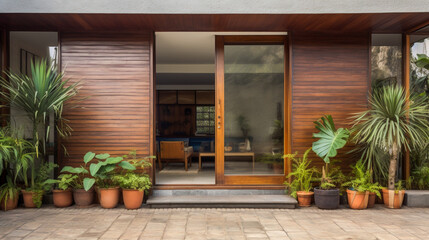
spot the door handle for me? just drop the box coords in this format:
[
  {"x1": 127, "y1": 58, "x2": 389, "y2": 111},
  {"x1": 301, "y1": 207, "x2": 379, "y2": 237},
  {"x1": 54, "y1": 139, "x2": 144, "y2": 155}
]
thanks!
[{"x1": 217, "y1": 99, "x2": 222, "y2": 129}]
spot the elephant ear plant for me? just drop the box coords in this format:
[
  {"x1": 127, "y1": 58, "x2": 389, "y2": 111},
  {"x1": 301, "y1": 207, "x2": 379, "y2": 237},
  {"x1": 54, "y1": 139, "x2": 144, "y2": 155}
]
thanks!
[
  {"x1": 60, "y1": 152, "x2": 96, "y2": 206},
  {"x1": 45, "y1": 174, "x2": 77, "y2": 208},
  {"x1": 61, "y1": 152, "x2": 95, "y2": 191},
  {"x1": 312, "y1": 115, "x2": 350, "y2": 209},
  {"x1": 89, "y1": 152, "x2": 136, "y2": 209},
  {"x1": 351, "y1": 85, "x2": 429, "y2": 208}
]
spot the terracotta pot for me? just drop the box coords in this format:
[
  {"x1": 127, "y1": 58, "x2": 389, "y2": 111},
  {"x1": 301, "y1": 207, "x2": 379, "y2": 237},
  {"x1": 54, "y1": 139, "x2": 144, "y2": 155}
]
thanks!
[
  {"x1": 314, "y1": 187, "x2": 339, "y2": 209},
  {"x1": 122, "y1": 189, "x2": 144, "y2": 210},
  {"x1": 382, "y1": 189, "x2": 405, "y2": 209},
  {"x1": 0, "y1": 192, "x2": 19, "y2": 211},
  {"x1": 367, "y1": 192, "x2": 376, "y2": 208},
  {"x1": 99, "y1": 187, "x2": 120, "y2": 209},
  {"x1": 296, "y1": 191, "x2": 313, "y2": 207},
  {"x1": 52, "y1": 189, "x2": 73, "y2": 208},
  {"x1": 347, "y1": 189, "x2": 369, "y2": 210},
  {"x1": 73, "y1": 188, "x2": 94, "y2": 206},
  {"x1": 22, "y1": 190, "x2": 43, "y2": 208}
]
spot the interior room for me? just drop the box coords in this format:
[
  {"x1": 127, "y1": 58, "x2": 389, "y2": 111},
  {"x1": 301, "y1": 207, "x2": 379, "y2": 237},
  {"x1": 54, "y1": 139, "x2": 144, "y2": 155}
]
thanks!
[
  {"x1": 155, "y1": 32, "x2": 216, "y2": 185},
  {"x1": 155, "y1": 32, "x2": 287, "y2": 185}
]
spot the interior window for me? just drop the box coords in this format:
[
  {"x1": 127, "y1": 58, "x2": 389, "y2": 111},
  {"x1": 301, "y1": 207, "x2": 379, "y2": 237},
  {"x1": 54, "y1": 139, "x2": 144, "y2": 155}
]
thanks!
[{"x1": 196, "y1": 106, "x2": 215, "y2": 135}]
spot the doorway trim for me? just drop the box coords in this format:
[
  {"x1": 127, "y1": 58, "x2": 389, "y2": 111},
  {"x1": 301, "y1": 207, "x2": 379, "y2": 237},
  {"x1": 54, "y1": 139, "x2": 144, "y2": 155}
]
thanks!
[{"x1": 215, "y1": 35, "x2": 290, "y2": 185}]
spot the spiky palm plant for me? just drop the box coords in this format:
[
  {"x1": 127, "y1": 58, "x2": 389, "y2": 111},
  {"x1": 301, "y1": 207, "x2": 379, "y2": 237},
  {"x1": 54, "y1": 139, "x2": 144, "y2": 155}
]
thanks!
[
  {"x1": 351, "y1": 85, "x2": 429, "y2": 190},
  {"x1": 0, "y1": 59, "x2": 80, "y2": 159}
]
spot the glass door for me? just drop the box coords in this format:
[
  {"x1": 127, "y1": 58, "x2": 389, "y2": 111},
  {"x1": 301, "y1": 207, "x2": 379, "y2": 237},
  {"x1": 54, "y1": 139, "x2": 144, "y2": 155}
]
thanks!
[{"x1": 215, "y1": 36, "x2": 287, "y2": 185}]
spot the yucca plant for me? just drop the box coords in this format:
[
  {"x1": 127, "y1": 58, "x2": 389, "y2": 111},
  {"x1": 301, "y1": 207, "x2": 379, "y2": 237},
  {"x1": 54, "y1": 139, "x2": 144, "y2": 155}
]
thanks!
[
  {"x1": 0, "y1": 58, "x2": 80, "y2": 159},
  {"x1": 351, "y1": 85, "x2": 429, "y2": 190}
]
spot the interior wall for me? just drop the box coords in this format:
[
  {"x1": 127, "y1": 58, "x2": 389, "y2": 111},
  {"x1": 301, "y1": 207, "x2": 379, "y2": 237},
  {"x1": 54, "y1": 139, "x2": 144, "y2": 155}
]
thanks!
[
  {"x1": 60, "y1": 32, "x2": 153, "y2": 174},
  {"x1": 9, "y1": 32, "x2": 58, "y2": 140},
  {"x1": 290, "y1": 32, "x2": 370, "y2": 171}
]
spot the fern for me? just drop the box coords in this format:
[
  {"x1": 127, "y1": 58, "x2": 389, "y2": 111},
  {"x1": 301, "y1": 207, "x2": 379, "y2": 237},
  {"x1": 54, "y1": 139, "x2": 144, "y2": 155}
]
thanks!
[
  {"x1": 342, "y1": 160, "x2": 383, "y2": 198},
  {"x1": 284, "y1": 149, "x2": 317, "y2": 198}
]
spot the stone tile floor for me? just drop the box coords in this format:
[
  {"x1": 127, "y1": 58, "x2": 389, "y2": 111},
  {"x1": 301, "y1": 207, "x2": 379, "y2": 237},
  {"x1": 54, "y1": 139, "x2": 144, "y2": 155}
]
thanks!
[{"x1": 1, "y1": 205, "x2": 428, "y2": 240}]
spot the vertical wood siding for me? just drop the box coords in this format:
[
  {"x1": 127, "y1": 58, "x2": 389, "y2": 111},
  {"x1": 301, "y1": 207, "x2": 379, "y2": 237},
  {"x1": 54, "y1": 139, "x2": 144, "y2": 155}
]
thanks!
[
  {"x1": 59, "y1": 32, "x2": 152, "y2": 168},
  {"x1": 291, "y1": 33, "x2": 370, "y2": 170}
]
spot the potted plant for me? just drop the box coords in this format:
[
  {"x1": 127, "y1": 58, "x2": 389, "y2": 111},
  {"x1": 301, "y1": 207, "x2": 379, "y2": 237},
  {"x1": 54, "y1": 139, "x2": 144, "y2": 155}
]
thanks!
[
  {"x1": 382, "y1": 180, "x2": 406, "y2": 209},
  {"x1": 312, "y1": 115, "x2": 350, "y2": 209},
  {"x1": 60, "y1": 152, "x2": 96, "y2": 207},
  {"x1": 0, "y1": 178, "x2": 20, "y2": 211},
  {"x1": 113, "y1": 172, "x2": 151, "y2": 210},
  {"x1": 22, "y1": 161, "x2": 58, "y2": 208},
  {"x1": 45, "y1": 173, "x2": 77, "y2": 208},
  {"x1": 0, "y1": 59, "x2": 80, "y2": 162},
  {"x1": 0, "y1": 127, "x2": 34, "y2": 211},
  {"x1": 113, "y1": 153, "x2": 153, "y2": 209},
  {"x1": 89, "y1": 153, "x2": 136, "y2": 209},
  {"x1": 351, "y1": 85, "x2": 429, "y2": 209},
  {"x1": 343, "y1": 160, "x2": 383, "y2": 209},
  {"x1": 284, "y1": 148, "x2": 317, "y2": 207}
]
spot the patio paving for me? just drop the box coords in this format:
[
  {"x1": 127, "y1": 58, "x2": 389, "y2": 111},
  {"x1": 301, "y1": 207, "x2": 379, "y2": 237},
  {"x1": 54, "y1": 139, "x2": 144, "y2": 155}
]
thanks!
[{"x1": 1, "y1": 205, "x2": 428, "y2": 240}]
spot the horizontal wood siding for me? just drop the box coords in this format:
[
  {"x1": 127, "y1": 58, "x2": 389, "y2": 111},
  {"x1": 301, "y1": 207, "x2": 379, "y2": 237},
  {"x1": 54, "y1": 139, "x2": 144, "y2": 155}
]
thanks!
[
  {"x1": 291, "y1": 33, "x2": 369, "y2": 171},
  {"x1": 60, "y1": 32, "x2": 152, "y2": 168}
]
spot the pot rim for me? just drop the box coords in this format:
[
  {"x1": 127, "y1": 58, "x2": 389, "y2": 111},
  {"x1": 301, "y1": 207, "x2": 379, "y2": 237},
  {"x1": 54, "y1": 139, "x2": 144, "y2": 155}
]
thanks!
[
  {"x1": 98, "y1": 186, "x2": 120, "y2": 190},
  {"x1": 314, "y1": 187, "x2": 339, "y2": 191},
  {"x1": 297, "y1": 191, "x2": 314, "y2": 195},
  {"x1": 382, "y1": 189, "x2": 405, "y2": 194},
  {"x1": 73, "y1": 188, "x2": 94, "y2": 193},
  {"x1": 346, "y1": 189, "x2": 368, "y2": 194},
  {"x1": 21, "y1": 189, "x2": 44, "y2": 194},
  {"x1": 52, "y1": 189, "x2": 72, "y2": 193},
  {"x1": 121, "y1": 188, "x2": 144, "y2": 192}
]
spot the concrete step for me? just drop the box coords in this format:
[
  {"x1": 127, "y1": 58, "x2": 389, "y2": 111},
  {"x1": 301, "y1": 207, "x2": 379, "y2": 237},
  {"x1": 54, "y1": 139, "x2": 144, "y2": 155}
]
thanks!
[
  {"x1": 147, "y1": 189, "x2": 297, "y2": 208},
  {"x1": 404, "y1": 190, "x2": 429, "y2": 207}
]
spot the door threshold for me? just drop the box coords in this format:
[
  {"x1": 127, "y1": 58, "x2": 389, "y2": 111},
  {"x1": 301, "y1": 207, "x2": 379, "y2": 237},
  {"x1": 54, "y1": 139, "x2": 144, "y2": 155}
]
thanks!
[{"x1": 154, "y1": 185, "x2": 285, "y2": 190}]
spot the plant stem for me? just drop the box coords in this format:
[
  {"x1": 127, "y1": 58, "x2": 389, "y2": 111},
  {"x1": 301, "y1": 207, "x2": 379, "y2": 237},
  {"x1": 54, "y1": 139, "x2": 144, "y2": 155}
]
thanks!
[{"x1": 388, "y1": 142, "x2": 398, "y2": 190}]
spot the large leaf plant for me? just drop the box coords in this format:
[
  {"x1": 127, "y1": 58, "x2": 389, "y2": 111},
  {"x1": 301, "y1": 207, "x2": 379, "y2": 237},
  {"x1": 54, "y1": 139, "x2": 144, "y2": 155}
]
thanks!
[{"x1": 312, "y1": 115, "x2": 350, "y2": 189}]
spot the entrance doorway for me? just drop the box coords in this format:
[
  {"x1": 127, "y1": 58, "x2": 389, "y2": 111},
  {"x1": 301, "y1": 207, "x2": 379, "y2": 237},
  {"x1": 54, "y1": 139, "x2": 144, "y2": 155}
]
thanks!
[
  {"x1": 155, "y1": 32, "x2": 216, "y2": 185},
  {"x1": 155, "y1": 33, "x2": 287, "y2": 186},
  {"x1": 215, "y1": 36, "x2": 287, "y2": 185}
]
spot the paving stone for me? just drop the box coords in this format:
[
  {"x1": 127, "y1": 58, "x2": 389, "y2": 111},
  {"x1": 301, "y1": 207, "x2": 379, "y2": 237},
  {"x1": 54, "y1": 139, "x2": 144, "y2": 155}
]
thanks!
[{"x1": 0, "y1": 205, "x2": 429, "y2": 239}]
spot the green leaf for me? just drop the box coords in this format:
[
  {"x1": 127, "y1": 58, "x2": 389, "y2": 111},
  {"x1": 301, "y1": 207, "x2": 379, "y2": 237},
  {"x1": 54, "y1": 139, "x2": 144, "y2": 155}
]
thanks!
[
  {"x1": 84, "y1": 152, "x2": 95, "y2": 164},
  {"x1": 61, "y1": 166, "x2": 87, "y2": 174},
  {"x1": 101, "y1": 165, "x2": 116, "y2": 173},
  {"x1": 312, "y1": 115, "x2": 350, "y2": 163},
  {"x1": 96, "y1": 153, "x2": 110, "y2": 160},
  {"x1": 83, "y1": 178, "x2": 95, "y2": 191},
  {"x1": 44, "y1": 179, "x2": 59, "y2": 184},
  {"x1": 89, "y1": 163, "x2": 102, "y2": 176},
  {"x1": 106, "y1": 157, "x2": 123, "y2": 164},
  {"x1": 118, "y1": 161, "x2": 136, "y2": 170}
]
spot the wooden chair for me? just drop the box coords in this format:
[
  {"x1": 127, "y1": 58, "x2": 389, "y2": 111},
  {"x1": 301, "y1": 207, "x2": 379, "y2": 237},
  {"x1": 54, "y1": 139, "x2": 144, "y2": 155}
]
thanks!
[{"x1": 159, "y1": 141, "x2": 193, "y2": 171}]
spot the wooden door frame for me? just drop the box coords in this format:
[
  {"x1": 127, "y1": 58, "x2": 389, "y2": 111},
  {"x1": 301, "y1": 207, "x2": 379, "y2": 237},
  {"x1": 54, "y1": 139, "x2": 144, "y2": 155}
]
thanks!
[{"x1": 215, "y1": 35, "x2": 290, "y2": 185}]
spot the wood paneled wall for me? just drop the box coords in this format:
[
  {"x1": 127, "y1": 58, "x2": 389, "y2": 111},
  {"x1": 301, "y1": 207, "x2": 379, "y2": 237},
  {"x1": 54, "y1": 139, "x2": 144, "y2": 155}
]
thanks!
[
  {"x1": 290, "y1": 33, "x2": 370, "y2": 170},
  {"x1": 59, "y1": 32, "x2": 152, "y2": 168}
]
